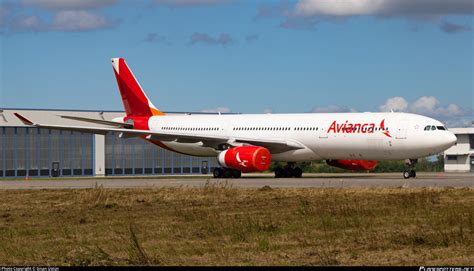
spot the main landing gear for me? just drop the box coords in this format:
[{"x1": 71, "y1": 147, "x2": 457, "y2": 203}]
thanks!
[
  {"x1": 274, "y1": 163, "x2": 303, "y2": 178},
  {"x1": 403, "y1": 159, "x2": 418, "y2": 179},
  {"x1": 213, "y1": 167, "x2": 242, "y2": 178}
]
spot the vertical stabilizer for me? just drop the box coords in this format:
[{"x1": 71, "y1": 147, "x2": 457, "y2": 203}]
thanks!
[{"x1": 111, "y1": 58, "x2": 164, "y2": 117}]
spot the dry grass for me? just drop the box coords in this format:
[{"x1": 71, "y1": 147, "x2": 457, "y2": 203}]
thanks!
[{"x1": 0, "y1": 183, "x2": 473, "y2": 266}]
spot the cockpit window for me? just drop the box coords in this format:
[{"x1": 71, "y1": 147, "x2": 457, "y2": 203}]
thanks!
[{"x1": 424, "y1": 125, "x2": 447, "y2": 131}]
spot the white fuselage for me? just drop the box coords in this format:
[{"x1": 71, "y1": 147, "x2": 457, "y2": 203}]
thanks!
[{"x1": 142, "y1": 112, "x2": 457, "y2": 162}]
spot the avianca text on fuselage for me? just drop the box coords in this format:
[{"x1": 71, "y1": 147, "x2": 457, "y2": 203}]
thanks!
[{"x1": 327, "y1": 119, "x2": 392, "y2": 137}]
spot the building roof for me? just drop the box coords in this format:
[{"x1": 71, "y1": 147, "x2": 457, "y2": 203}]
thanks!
[
  {"x1": 445, "y1": 151, "x2": 471, "y2": 155},
  {"x1": 449, "y1": 127, "x2": 474, "y2": 135},
  {"x1": 0, "y1": 107, "x2": 239, "y2": 115}
]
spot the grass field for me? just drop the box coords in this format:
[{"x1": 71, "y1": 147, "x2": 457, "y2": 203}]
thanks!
[{"x1": 0, "y1": 183, "x2": 473, "y2": 266}]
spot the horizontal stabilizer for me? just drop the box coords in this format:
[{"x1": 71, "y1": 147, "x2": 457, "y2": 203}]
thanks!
[{"x1": 14, "y1": 113, "x2": 34, "y2": 126}]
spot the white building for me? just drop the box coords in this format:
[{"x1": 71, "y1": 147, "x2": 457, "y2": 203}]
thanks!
[{"x1": 444, "y1": 125, "x2": 474, "y2": 173}]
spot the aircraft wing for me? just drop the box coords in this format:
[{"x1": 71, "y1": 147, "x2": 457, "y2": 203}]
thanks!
[
  {"x1": 14, "y1": 113, "x2": 305, "y2": 153},
  {"x1": 58, "y1": 115, "x2": 133, "y2": 128}
]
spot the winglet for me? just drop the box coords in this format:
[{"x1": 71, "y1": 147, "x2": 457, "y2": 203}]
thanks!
[{"x1": 14, "y1": 113, "x2": 35, "y2": 126}]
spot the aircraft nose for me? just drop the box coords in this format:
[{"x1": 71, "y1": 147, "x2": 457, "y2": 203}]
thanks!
[
  {"x1": 447, "y1": 132, "x2": 457, "y2": 146},
  {"x1": 442, "y1": 131, "x2": 457, "y2": 149}
]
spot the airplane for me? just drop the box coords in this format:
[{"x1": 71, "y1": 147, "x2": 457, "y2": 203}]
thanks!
[{"x1": 14, "y1": 58, "x2": 457, "y2": 179}]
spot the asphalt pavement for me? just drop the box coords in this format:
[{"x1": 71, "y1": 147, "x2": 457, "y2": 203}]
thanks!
[{"x1": 0, "y1": 173, "x2": 472, "y2": 189}]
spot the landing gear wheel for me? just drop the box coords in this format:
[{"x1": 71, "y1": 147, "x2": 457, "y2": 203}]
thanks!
[
  {"x1": 232, "y1": 170, "x2": 242, "y2": 178},
  {"x1": 223, "y1": 168, "x2": 233, "y2": 178},
  {"x1": 274, "y1": 164, "x2": 304, "y2": 178},
  {"x1": 275, "y1": 167, "x2": 284, "y2": 178},
  {"x1": 283, "y1": 168, "x2": 293, "y2": 178},
  {"x1": 403, "y1": 159, "x2": 418, "y2": 179},
  {"x1": 213, "y1": 168, "x2": 223, "y2": 178},
  {"x1": 214, "y1": 167, "x2": 242, "y2": 178},
  {"x1": 293, "y1": 167, "x2": 303, "y2": 178},
  {"x1": 403, "y1": 170, "x2": 411, "y2": 179}
]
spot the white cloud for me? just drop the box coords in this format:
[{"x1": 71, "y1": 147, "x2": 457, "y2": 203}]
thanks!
[
  {"x1": 11, "y1": 15, "x2": 44, "y2": 31},
  {"x1": 245, "y1": 34, "x2": 259, "y2": 43},
  {"x1": 437, "y1": 104, "x2": 463, "y2": 117},
  {"x1": 263, "y1": 108, "x2": 273, "y2": 114},
  {"x1": 379, "y1": 96, "x2": 471, "y2": 127},
  {"x1": 409, "y1": 96, "x2": 439, "y2": 114},
  {"x1": 200, "y1": 107, "x2": 231, "y2": 113},
  {"x1": 408, "y1": 96, "x2": 465, "y2": 118},
  {"x1": 51, "y1": 11, "x2": 113, "y2": 32},
  {"x1": 0, "y1": 6, "x2": 9, "y2": 26},
  {"x1": 188, "y1": 32, "x2": 235, "y2": 46},
  {"x1": 22, "y1": 0, "x2": 118, "y2": 10},
  {"x1": 379, "y1": 96, "x2": 409, "y2": 112},
  {"x1": 439, "y1": 21, "x2": 472, "y2": 34},
  {"x1": 292, "y1": 0, "x2": 474, "y2": 17},
  {"x1": 2, "y1": 1, "x2": 117, "y2": 33},
  {"x1": 268, "y1": 0, "x2": 473, "y2": 32},
  {"x1": 144, "y1": 33, "x2": 168, "y2": 43},
  {"x1": 294, "y1": 0, "x2": 384, "y2": 17},
  {"x1": 380, "y1": 96, "x2": 465, "y2": 117}
]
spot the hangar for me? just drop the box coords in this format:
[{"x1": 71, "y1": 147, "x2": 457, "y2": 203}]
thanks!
[
  {"x1": 444, "y1": 124, "x2": 474, "y2": 173},
  {"x1": 0, "y1": 109, "x2": 218, "y2": 178}
]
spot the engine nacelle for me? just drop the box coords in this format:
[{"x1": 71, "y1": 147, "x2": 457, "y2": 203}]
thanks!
[
  {"x1": 217, "y1": 146, "x2": 271, "y2": 173},
  {"x1": 326, "y1": 160, "x2": 378, "y2": 171}
]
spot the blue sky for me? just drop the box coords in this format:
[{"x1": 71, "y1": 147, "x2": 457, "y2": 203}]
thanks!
[{"x1": 0, "y1": 0, "x2": 473, "y2": 126}]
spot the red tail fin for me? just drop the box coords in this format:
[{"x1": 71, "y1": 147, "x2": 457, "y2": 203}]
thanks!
[{"x1": 111, "y1": 58, "x2": 164, "y2": 117}]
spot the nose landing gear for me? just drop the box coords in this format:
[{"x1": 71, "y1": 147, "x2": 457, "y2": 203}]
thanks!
[{"x1": 403, "y1": 159, "x2": 418, "y2": 179}]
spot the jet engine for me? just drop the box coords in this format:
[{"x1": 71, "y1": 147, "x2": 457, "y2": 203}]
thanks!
[
  {"x1": 326, "y1": 160, "x2": 378, "y2": 171},
  {"x1": 217, "y1": 146, "x2": 271, "y2": 172}
]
